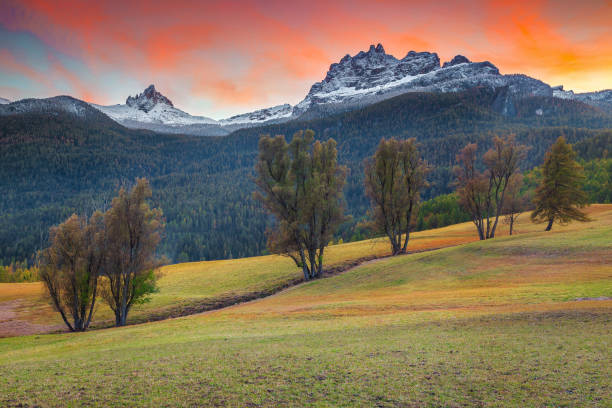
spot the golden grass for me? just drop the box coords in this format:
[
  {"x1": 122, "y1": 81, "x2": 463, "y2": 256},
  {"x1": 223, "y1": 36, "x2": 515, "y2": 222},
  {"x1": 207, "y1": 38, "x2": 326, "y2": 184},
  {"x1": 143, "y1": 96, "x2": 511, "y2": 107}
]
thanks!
[
  {"x1": 209, "y1": 205, "x2": 612, "y2": 323},
  {"x1": 1, "y1": 204, "x2": 610, "y2": 337},
  {"x1": 0, "y1": 207, "x2": 611, "y2": 406}
]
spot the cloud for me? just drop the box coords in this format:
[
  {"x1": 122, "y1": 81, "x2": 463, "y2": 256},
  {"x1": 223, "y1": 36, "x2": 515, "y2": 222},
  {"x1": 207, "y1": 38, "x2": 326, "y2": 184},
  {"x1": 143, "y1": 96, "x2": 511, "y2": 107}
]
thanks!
[
  {"x1": 1, "y1": 0, "x2": 611, "y2": 117},
  {"x1": 0, "y1": 48, "x2": 54, "y2": 91}
]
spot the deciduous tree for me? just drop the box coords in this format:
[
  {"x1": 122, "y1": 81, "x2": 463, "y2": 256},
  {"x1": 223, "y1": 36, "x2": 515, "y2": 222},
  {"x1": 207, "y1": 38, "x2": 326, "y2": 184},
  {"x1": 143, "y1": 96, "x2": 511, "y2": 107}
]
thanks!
[
  {"x1": 454, "y1": 136, "x2": 527, "y2": 239},
  {"x1": 101, "y1": 178, "x2": 164, "y2": 326},
  {"x1": 502, "y1": 174, "x2": 528, "y2": 235},
  {"x1": 254, "y1": 130, "x2": 347, "y2": 280},
  {"x1": 39, "y1": 212, "x2": 105, "y2": 332},
  {"x1": 364, "y1": 138, "x2": 428, "y2": 255}
]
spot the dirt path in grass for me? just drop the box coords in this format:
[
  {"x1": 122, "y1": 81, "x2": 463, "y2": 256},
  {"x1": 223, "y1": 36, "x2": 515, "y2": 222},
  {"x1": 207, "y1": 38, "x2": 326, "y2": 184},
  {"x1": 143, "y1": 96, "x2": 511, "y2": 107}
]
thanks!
[
  {"x1": 0, "y1": 243, "x2": 464, "y2": 337},
  {"x1": 195, "y1": 244, "x2": 461, "y2": 316},
  {"x1": 0, "y1": 300, "x2": 63, "y2": 338}
]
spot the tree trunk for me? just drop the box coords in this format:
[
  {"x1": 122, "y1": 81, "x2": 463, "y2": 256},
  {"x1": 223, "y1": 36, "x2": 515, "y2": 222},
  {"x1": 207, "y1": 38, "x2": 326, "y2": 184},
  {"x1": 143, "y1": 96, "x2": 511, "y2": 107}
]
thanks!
[
  {"x1": 490, "y1": 179, "x2": 509, "y2": 239},
  {"x1": 474, "y1": 218, "x2": 485, "y2": 241},
  {"x1": 317, "y1": 247, "x2": 325, "y2": 277},
  {"x1": 84, "y1": 284, "x2": 97, "y2": 330},
  {"x1": 74, "y1": 316, "x2": 83, "y2": 331},
  {"x1": 401, "y1": 204, "x2": 413, "y2": 253},
  {"x1": 509, "y1": 216, "x2": 514, "y2": 236},
  {"x1": 298, "y1": 249, "x2": 310, "y2": 281},
  {"x1": 545, "y1": 217, "x2": 554, "y2": 231},
  {"x1": 390, "y1": 231, "x2": 401, "y2": 255}
]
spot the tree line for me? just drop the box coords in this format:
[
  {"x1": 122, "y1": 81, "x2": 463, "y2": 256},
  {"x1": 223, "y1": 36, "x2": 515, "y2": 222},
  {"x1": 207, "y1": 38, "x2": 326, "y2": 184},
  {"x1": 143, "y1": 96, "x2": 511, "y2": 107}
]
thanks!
[
  {"x1": 255, "y1": 131, "x2": 591, "y2": 281},
  {"x1": 38, "y1": 128, "x2": 594, "y2": 330}
]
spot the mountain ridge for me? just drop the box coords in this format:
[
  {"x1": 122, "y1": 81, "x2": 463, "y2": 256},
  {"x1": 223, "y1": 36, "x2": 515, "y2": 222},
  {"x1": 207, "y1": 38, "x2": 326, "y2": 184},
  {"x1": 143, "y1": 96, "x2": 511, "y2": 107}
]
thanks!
[
  {"x1": 91, "y1": 44, "x2": 612, "y2": 133},
  {"x1": 1, "y1": 85, "x2": 611, "y2": 265},
  {"x1": 2, "y1": 44, "x2": 612, "y2": 135}
]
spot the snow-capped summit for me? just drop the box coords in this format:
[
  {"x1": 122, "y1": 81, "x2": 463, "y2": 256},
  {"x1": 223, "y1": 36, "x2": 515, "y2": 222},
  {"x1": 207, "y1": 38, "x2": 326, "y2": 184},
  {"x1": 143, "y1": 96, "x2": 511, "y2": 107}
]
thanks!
[
  {"x1": 553, "y1": 86, "x2": 612, "y2": 111},
  {"x1": 219, "y1": 104, "x2": 293, "y2": 126},
  {"x1": 0, "y1": 97, "x2": 11, "y2": 104},
  {"x1": 292, "y1": 44, "x2": 552, "y2": 116},
  {"x1": 92, "y1": 85, "x2": 223, "y2": 135},
  {"x1": 0, "y1": 95, "x2": 113, "y2": 121},
  {"x1": 45, "y1": 44, "x2": 610, "y2": 136},
  {"x1": 313, "y1": 44, "x2": 440, "y2": 94},
  {"x1": 126, "y1": 84, "x2": 174, "y2": 112}
]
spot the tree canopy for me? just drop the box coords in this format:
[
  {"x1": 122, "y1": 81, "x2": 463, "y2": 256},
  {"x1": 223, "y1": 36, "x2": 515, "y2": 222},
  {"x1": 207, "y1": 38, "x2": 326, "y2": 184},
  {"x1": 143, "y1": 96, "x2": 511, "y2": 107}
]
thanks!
[
  {"x1": 254, "y1": 130, "x2": 347, "y2": 280},
  {"x1": 364, "y1": 138, "x2": 428, "y2": 255},
  {"x1": 531, "y1": 136, "x2": 589, "y2": 230}
]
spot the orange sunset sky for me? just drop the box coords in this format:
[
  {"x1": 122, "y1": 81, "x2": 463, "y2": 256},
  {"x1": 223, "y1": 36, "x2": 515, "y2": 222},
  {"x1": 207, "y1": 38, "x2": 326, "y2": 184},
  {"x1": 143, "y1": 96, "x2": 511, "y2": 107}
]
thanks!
[{"x1": 1, "y1": 0, "x2": 611, "y2": 118}]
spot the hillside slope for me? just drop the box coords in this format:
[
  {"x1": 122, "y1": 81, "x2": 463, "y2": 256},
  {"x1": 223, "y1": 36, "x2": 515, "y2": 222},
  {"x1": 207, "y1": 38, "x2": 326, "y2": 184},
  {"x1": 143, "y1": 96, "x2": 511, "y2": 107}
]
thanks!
[
  {"x1": 2, "y1": 88, "x2": 612, "y2": 265},
  {"x1": 0, "y1": 206, "x2": 610, "y2": 407},
  {"x1": 0, "y1": 215, "x2": 481, "y2": 337}
]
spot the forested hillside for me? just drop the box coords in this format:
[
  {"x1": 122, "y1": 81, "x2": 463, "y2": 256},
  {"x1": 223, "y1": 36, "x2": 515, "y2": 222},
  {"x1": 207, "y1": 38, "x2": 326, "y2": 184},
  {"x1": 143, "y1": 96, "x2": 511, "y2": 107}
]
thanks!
[{"x1": 1, "y1": 87, "x2": 611, "y2": 264}]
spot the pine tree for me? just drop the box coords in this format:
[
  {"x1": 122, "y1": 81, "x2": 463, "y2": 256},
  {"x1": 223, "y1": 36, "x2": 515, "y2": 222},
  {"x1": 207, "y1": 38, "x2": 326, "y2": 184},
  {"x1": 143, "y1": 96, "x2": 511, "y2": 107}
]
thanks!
[{"x1": 531, "y1": 136, "x2": 589, "y2": 231}]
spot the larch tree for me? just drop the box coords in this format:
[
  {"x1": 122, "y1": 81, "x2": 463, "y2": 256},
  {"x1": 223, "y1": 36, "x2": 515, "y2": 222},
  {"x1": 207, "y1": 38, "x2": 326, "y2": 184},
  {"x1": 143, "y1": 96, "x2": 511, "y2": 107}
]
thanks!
[
  {"x1": 39, "y1": 212, "x2": 105, "y2": 332},
  {"x1": 254, "y1": 130, "x2": 347, "y2": 281},
  {"x1": 455, "y1": 136, "x2": 528, "y2": 239},
  {"x1": 531, "y1": 136, "x2": 589, "y2": 231},
  {"x1": 364, "y1": 138, "x2": 428, "y2": 255},
  {"x1": 101, "y1": 178, "x2": 165, "y2": 326}
]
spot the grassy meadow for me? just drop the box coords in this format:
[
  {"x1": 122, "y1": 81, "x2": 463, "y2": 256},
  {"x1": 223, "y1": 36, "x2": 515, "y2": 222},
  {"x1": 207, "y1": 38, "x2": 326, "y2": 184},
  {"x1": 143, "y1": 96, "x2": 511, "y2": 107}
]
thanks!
[
  {"x1": 0, "y1": 205, "x2": 611, "y2": 406},
  {"x1": 0, "y1": 216, "x2": 480, "y2": 336}
]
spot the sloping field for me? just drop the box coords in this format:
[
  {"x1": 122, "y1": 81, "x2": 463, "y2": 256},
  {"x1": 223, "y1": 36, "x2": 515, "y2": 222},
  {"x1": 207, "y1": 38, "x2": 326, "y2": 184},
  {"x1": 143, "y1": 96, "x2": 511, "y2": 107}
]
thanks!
[
  {"x1": 0, "y1": 215, "x2": 480, "y2": 336},
  {"x1": 0, "y1": 205, "x2": 610, "y2": 407}
]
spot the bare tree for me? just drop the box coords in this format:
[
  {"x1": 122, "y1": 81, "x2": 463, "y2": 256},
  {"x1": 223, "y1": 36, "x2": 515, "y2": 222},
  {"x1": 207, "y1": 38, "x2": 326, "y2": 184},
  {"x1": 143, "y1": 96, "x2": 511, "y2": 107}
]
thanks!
[
  {"x1": 454, "y1": 143, "x2": 489, "y2": 240},
  {"x1": 101, "y1": 178, "x2": 165, "y2": 326},
  {"x1": 502, "y1": 174, "x2": 528, "y2": 235},
  {"x1": 39, "y1": 212, "x2": 105, "y2": 332},
  {"x1": 455, "y1": 136, "x2": 527, "y2": 239},
  {"x1": 254, "y1": 130, "x2": 347, "y2": 280},
  {"x1": 364, "y1": 138, "x2": 428, "y2": 255},
  {"x1": 483, "y1": 135, "x2": 529, "y2": 237}
]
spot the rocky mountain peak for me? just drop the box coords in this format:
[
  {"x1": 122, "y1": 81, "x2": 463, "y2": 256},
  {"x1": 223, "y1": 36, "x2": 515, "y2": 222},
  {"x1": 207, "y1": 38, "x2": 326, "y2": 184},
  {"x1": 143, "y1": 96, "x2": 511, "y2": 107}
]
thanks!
[
  {"x1": 309, "y1": 44, "x2": 441, "y2": 99},
  {"x1": 442, "y1": 55, "x2": 471, "y2": 68},
  {"x1": 365, "y1": 43, "x2": 385, "y2": 54},
  {"x1": 294, "y1": 43, "x2": 553, "y2": 116},
  {"x1": 126, "y1": 84, "x2": 174, "y2": 112}
]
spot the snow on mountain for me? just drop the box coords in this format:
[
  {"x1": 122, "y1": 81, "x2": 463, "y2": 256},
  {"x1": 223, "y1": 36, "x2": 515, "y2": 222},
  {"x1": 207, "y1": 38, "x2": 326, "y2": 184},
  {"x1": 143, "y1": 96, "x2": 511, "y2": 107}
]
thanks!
[
  {"x1": 95, "y1": 101, "x2": 219, "y2": 126},
  {"x1": 293, "y1": 44, "x2": 552, "y2": 115},
  {"x1": 552, "y1": 86, "x2": 612, "y2": 111},
  {"x1": 92, "y1": 85, "x2": 297, "y2": 134},
  {"x1": 572, "y1": 89, "x2": 612, "y2": 111},
  {"x1": 94, "y1": 85, "x2": 219, "y2": 126},
  {"x1": 219, "y1": 104, "x2": 293, "y2": 126},
  {"x1": 89, "y1": 45, "x2": 558, "y2": 135},
  {"x1": 8, "y1": 44, "x2": 609, "y2": 136},
  {"x1": 0, "y1": 97, "x2": 10, "y2": 104},
  {"x1": 0, "y1": 95, "x2": 111, "y2": 121}
]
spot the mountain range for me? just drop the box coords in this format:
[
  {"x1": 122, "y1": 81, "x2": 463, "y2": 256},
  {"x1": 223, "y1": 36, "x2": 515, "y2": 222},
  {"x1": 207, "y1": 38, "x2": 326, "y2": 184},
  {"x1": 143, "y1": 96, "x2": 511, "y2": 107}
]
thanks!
[
  {"x1": 1, "y1": 44, "x2": 612, "y2": 265},
  {"x1": 2, "y1": 44, "x2": 611, "y2": 136}
]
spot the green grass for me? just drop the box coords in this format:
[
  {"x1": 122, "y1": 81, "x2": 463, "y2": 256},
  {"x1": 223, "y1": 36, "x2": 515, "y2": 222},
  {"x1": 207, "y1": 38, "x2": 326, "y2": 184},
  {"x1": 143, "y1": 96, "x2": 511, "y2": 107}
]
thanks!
[
  {"x1": 0, "y1": 206, "x2": 611, "y2": 406},
  {"x1": 0, "y1": 311, "x2": 610, "y2": 407}
]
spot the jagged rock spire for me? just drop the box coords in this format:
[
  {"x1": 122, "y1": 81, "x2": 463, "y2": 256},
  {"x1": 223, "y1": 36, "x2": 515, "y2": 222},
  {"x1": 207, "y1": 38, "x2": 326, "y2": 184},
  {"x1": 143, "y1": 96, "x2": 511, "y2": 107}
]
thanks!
[{"x1": 126, "y1": 84, "x2": 174, "y2": 112}]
